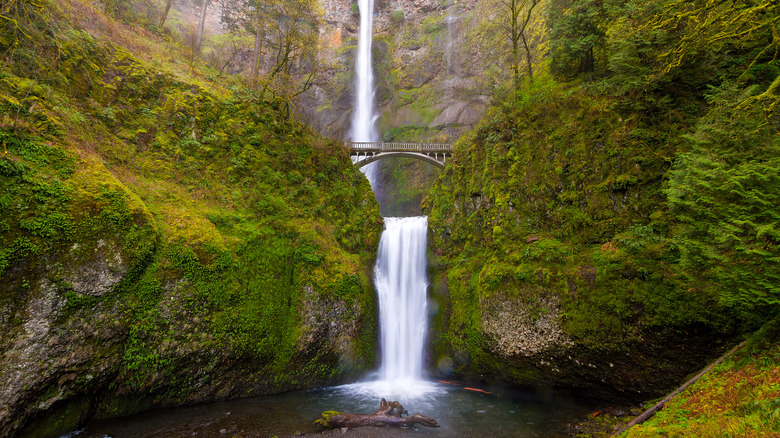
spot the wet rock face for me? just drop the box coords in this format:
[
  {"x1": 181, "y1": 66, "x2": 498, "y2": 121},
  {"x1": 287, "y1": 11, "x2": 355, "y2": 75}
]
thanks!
[
  {"x1": 307, "y1": 0, "x2": 490, "y2": 140},
  {"x1": 0, "y1": 224, "x2": 378, "y2": 438},
  {"x1": 0, "y1": 237, "x2": 136, "y2": 437},
  {"x1": 299, "y1": 285, "x2": 365, "y2": 369},
  {"x1": 321, "y1": 0, "x2": 356, "y2": 24},
  {"x1": 63, "y1": 240, "x2": 128, "y2": 296},
  {"x1": 482, "y1": 294, "x2": 573, "y2": 357}
]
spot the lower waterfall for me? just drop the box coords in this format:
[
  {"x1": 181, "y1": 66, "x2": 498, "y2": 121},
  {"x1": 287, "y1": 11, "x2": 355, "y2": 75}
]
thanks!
[{"x1": 375, "y1": 216, "x2": 429, "y2": 386}]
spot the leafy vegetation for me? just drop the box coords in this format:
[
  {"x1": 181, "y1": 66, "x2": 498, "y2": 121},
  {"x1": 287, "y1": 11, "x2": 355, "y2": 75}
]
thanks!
[
  {"x1": 216, "y1": 0, "x2": 323, "y2": 99},
  {"x1": 0, "y1": 0, "x2": 381, "y2": 434},
  {"x1": 425, "y1": 0, "x2": 779, "y2": 398},
  {"x1": 624, "y1": 323, "x2": 780, "y2": 437},
  {"x1": 1, "y1": 0, "x2": 777, "y2": 434}
]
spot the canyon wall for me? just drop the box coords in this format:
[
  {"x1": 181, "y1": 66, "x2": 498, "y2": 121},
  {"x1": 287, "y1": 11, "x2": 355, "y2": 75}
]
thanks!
[{"x1": 307, "y1": 0, "x2": 496, "y2": 142}]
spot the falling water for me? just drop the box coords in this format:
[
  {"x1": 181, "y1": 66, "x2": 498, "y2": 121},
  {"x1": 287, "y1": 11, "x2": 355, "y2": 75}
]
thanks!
[
  {"x1": 72, "y1": 3, "x2": 599, "y2": 434},
  {"x1": 351, "y1": 0, "x2": 379, "y2": 188},
  {"x1": 354, "y1": 215, "x2": 436, "y2": 399},
  {"x1": 349, "y1": 0, "x2": 433, "y2": 397},
  {"x1": 375, "y1": 217, "x2": 429, "y2": 385},
  {"x1": 445, "y1": 0, "x2": 456, "y2": 75},
  {"x1": 442, "y1": 0, "x2": 458, "y2": 125}
]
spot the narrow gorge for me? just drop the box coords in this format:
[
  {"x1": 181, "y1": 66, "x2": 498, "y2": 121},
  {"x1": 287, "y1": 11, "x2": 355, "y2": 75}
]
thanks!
[{"x1": 0, "y1": 0, "x2": 777, "y2": 437}]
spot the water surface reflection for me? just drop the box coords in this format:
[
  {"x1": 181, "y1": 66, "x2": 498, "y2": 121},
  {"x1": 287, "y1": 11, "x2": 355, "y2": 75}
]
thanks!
[{"x1": 72, "y1": 382, "x2": 596, "y2": 437}]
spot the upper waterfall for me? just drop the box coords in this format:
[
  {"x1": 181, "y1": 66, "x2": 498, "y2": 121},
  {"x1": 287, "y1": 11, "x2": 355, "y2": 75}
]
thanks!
[
  {"x1": 351, "y1": 0, "x2": 379, "y2": 187},
  {"x1": 351, "y1": 0, "x2": 377, "y2": 144}
]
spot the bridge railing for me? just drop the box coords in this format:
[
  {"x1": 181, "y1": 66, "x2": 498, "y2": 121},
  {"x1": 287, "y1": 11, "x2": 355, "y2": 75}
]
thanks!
[{"x1": 346, "y1": 141, "x2": 452, "y2": 153}]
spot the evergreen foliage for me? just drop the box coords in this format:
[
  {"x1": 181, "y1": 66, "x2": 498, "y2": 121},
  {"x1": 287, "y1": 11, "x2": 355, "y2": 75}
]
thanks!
[
  {"x1": 426, "y1": 0, "x2": 779, "y2": 396},
  {"x1": 667, "y1": 83, "x2": 780, "y2": 318},
  {"x1": 547, "y1": 0, "x2": 606, "y2": 77},
  {"x1": 0, "y1": 0, "x2": 778, "y2": 431}
]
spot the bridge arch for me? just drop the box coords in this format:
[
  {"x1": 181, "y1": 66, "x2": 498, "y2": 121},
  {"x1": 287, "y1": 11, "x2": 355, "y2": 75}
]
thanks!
[
  {"x1": 347, "y1": 142, "x2": 452, "y2": 168},
  {"x1": 352, "y1": 151, "x2": 449, "y2": 168}
]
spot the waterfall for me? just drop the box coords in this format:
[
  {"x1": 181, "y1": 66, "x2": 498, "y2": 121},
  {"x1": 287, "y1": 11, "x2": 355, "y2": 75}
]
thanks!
[
  {"x1": 349, "y1": 1, "x2": 434, "y2": 398},
  {"x1": 445, "y1": 0, "x2": 455, "y2": 75},
  {"x1": 375, "y1": 217, "x2": 429, "y2": 385},
  {"x1": 351, "y1": 0, "x2": 379, "y2": 188}
]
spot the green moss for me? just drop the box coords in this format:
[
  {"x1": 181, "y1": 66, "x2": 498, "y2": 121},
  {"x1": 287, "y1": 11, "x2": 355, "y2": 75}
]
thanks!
[
  {"x1": 0, "y1": 2, "x2": 383, "y2": 434},
  {"x1": 423, "y1": 68, "x2": 749, "y2": 389},
  {"x1": 625, "y1": 325, "x2": 780, "y2": 437},
  {"x1": 18, "y1": 397, "x2": 91, "y2": 438},
  {"x1": 421, "y1": 15, "x2": 445, "y2": 34},
  {"x1": 315, "y1": 410, "x2": 344, "y2": 428},
  {"x1": 390, "y1": 10, "x2": 404, "y2": 23}
]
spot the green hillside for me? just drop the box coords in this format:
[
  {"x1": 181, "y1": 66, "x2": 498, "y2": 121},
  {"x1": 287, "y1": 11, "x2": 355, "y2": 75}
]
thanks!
[
  {"x1": 0, "y1": 0, "x2": 778, "y2": 436},
  {"x1": 0, "y1": 1, "x2": 381, "y2": 436},
  {"x1": 424, "y1": 0, "x2": 779, "y2": 400}
]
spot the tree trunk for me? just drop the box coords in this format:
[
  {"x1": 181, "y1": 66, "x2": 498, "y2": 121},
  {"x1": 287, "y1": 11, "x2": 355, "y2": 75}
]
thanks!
[
  {"x1": 521, "y1": 30, "x2": 533, "y2": 83},
  {"x1": 510, "y1": 0, "x2": 520, "y2": 91},
  {"x1": 158, "y1": 0, "x2": 173, "y2": 30},
  {"x1": 252, "y1": 25, "x2": 263, "y2": 77},
  {"x1": 316, "y1": 399, "x2": 439, "y2": 430},
  {"x1": 195, "y1": 0, "x2": 208, "y2": 52},
  {"x1": 519, "y1": 0, "x2": 538, "y2": 84},
  {"x1": 512, "y1": 40, "x2": 520, "y2": 90},
  {"x1": 580, "y1": 46, "x2": 594, "y2": 73}
]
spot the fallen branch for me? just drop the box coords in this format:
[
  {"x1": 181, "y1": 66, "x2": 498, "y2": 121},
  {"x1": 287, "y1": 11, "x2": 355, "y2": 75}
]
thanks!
[
  {"x1": 612, "y1": 340, "x2": 747, "y2": 436},
  {"x1": 316, "y1": 398, "x2": 440, "y2": 430}
]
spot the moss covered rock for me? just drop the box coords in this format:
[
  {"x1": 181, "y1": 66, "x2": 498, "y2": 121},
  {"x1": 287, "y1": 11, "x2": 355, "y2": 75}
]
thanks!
[
  {"x1": 0, "y1": 2, "x2": 382, "y2": 437},
  {"x1": 424, "y1": 79, "x2": 744, "y2": 401}
]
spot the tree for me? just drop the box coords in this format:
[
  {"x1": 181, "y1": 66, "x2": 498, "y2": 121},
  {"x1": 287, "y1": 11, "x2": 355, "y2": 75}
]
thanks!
[
  {"x1": 251, "y1": 15, "x2": 263, "y2": 77},
  {"x1": 218, "y1": 0, "x2": 262, "y2": 75},
  {"x1": 519, "y1": 6, "x2": 537, "y2": 83},
  {"x1": 547, "y1": 0, "x2": 607, "y2": 78},
  {"x1": 217, "y1": 0, "x2": 322, "y2": 100},
  {"x1": 260, "y1": 0, "x2": 320, "y2": 92},
  {"x1": 158, "y1": 0, "x2": 173, "y2": 30},
  {"x1": 501, "y1": 0, "x2": 539, "y2": 89},
  {"x1": 194, "y1": 0, "x2": 209, "y2": 52}
]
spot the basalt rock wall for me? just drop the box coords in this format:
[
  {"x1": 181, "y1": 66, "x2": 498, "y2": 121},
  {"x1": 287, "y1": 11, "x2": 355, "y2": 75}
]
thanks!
[
  {"x1": 0, "y1": 2, "x2": 382, "y2": 436},
  {"x1": 307, "y1": 0, "x2": 496, "y2": 142}
]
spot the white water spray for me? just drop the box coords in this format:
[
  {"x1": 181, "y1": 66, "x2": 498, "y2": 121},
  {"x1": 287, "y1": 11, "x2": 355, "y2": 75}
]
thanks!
[
  {"x1": 348, "y1": 2, "x2": 436, "y2": 398},
  {"x1": 352, "y1": 216, "x2": 437, "y2": 398},
  {"x1": 351, "y1": 0, "x2": 379, "y2": 188},
  {"x1": 375, "y1": 217, "x2": 429, "y2": 383}
]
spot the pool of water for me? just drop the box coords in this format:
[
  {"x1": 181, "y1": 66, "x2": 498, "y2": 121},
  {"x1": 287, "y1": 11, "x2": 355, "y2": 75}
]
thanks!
[{"x1": 67, "y1": 380, "x2": 597, "y2": 438}]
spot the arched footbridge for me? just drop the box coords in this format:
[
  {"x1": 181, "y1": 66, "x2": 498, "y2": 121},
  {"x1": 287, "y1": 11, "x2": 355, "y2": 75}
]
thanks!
[{"x1": 347, "y1": 142, "x2": 452, "y2": 168}]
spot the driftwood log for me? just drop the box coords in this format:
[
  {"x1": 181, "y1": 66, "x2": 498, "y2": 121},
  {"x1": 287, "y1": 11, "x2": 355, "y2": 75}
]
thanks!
[
  {"x1": 611, "y1": 340, "x2": 748, "y2": 436},
  {"x1": 316, "y1": 398, "x2": 439, "y2": 429}
]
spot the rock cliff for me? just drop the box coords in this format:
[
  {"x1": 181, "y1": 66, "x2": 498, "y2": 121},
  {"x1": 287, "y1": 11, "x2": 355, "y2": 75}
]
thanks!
[
  {"x1": 307, "y1": 0, "x2": 494, "y2": 142},
  {"x1": 0, "y1": 2, "x2": 382, "y2": 436}
]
